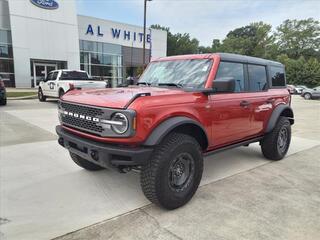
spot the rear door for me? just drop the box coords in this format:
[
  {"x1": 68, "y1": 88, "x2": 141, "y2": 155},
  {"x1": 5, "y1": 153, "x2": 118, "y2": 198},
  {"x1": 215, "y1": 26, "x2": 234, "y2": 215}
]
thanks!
[
  {"x1": 209, "y1": 61, "x2": 253, "y2": 147},
  {"x1": 246, "y1": 64, "x2": 273, "y2": 135}
]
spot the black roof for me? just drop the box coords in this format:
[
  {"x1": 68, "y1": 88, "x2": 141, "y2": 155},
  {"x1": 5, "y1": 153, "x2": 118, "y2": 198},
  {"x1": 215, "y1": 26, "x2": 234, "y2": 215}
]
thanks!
[{"x1": 217, "y1": 53, "x2": 283, "y2": 67}]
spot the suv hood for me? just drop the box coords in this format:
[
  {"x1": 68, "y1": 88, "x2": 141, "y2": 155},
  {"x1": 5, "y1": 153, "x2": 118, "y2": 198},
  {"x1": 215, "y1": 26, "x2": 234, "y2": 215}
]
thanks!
[{"x1": 61, "y1": 86, "x2": 185, "y2": 109}]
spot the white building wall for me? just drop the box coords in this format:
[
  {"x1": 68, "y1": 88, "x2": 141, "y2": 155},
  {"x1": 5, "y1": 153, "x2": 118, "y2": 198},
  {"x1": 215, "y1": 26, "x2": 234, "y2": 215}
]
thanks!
[
  {"x1": 78, "y1": 15, "x2": 167, "y2": 59},
  {"x1": 8, "y1": 0, "x2": 80, "y2": 87}
]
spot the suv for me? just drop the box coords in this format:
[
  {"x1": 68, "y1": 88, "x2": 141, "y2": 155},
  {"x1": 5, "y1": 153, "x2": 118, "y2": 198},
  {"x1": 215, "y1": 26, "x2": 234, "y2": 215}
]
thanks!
[
  {"x1": 56, "y1": 53, "x2": 294, "y2": 209},
  {"x1": 301, "y1": 86, "x2": 320, "y2": 100},
  {"x1": 38, "y1": 70, "x2": 107, "y2": 101}
]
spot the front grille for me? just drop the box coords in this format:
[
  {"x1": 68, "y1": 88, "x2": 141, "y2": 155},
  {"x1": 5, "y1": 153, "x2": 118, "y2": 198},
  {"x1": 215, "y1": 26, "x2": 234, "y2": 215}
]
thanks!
[{"x1": 59, "y1": 101, "x2": 104, "y2": 135}]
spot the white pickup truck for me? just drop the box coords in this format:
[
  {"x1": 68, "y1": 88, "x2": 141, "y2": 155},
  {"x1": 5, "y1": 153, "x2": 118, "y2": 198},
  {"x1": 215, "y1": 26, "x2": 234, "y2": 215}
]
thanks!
[{"x1": 38, "y1": 70, "x2": 107, "y2": 101}]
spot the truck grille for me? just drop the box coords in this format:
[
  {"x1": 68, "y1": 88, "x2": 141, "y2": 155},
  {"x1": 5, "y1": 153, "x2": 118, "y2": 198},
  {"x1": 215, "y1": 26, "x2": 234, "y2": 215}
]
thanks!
[{"x1": 59, "y1": 101, "x2": 104, "y2": 135}]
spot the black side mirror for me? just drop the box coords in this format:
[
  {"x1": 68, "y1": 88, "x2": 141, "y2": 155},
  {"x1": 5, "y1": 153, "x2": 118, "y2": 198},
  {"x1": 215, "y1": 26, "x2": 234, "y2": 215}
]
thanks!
[{"x1": 212, "y1": 77, "x2": 236, "y2": 93}]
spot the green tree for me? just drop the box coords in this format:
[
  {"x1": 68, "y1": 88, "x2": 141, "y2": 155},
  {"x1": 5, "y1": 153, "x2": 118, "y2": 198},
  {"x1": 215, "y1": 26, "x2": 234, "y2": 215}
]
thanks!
[
  {"x1": 151, "y1": 25, "x2": 199, "y2": 56},
  {"x1": 219, "y1": 22, "x2": 275, "y2": 58},
  {"x1": 276, "y1": 18, "x2": 320, "y2": 59}
]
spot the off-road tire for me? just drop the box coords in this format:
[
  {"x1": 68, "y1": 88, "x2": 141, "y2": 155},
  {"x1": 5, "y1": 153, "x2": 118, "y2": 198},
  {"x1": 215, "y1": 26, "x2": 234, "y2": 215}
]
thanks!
[
  {"x1": 70, "y1": 152, "x2": 104, "y2": 171},
  {"x1": 59, "y1": 89, "x2": 65, "y2": 99},
  {"x1": 38, "y1": 88, "x2": 46, "y2": 102},
  {"x1": 261, "y1": 117, "x2": 291, "y2": 161},
  {"x1": 140, "y1": 133, "x2": 203, "y2": 210},
  {"x1": 304, "y1": 93, "x2": 312, "y2": 100}
]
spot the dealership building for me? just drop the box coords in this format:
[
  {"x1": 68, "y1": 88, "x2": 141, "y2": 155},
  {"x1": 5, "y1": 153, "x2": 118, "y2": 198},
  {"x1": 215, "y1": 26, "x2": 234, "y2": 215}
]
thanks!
[{"x1": 0, "y1": 0, "x2": 167, "y2": 88}]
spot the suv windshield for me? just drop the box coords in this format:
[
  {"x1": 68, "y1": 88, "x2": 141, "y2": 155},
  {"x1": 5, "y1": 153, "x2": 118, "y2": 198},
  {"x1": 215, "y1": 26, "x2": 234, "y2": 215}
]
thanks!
[
  {"x1": 138, "y1": 59, "x2": 212, "y2": 88},
  {"x1": 60, "y1": 71, "x2": 91, "y2": 80}
]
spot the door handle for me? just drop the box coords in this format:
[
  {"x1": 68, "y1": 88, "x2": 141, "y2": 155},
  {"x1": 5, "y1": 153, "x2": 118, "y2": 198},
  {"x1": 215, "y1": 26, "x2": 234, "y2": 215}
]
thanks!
[
  {"x1": 266, "y1": 98, "x2": 275, "y2": 104},
  {"x1": 240, "y1": 100, "x2": 250, "y2": 107}
]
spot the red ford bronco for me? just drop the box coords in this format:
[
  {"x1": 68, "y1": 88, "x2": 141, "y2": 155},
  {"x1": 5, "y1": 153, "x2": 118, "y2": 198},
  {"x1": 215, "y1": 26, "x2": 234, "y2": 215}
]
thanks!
[{"x1": 56, "y1": 53, "x2": 294, "y2": 209}]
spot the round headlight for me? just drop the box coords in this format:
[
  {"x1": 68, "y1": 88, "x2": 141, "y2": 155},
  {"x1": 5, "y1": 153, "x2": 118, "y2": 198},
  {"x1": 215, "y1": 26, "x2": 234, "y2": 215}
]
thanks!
[{"x1": 111, "y1": 113, "x2": 129, "y2": 134}]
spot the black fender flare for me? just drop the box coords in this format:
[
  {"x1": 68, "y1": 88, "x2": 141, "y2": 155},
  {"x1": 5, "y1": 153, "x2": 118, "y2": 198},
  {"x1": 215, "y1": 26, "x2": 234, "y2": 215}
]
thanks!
[
  {"x1": 265, "y1": 105, "x2": 294, "y2": 133},
  {"x1": 143, "y1": 116, "x2": 209, "y2": 147}
]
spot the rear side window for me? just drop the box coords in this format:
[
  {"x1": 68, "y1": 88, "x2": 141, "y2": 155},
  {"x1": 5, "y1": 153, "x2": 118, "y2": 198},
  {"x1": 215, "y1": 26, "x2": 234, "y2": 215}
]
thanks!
[
  {"x1": 215, "y1": 61, "x2": 245, "y2": 92},
  {"x1": 248, "y1": 65, "x2": 267, "y2": 91},
  {"x1": 270, "y1": 66, "x2": 285, "y2": 87}
]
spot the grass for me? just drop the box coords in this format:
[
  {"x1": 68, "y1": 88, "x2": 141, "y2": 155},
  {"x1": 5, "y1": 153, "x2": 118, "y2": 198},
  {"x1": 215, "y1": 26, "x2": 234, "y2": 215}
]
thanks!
[{"x1": 7, "y1": 92, "x2": 37, "y2": 98}]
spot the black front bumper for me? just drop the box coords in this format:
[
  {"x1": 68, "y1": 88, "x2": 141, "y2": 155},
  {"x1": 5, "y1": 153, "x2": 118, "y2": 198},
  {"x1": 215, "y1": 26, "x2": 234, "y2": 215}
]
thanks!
[{"x1": 56, "y1": 125, "x2": 153, "y2": 169}]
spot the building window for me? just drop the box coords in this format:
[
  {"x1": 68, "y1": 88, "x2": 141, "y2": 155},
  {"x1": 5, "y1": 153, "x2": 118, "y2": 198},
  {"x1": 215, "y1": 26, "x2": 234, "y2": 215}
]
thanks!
[
  {"x1": 0, "y1": 29, "x2": 15, "y2": 87},
  {"x1": 79, "y1": 40, "x2": 123, "y2": 87}
]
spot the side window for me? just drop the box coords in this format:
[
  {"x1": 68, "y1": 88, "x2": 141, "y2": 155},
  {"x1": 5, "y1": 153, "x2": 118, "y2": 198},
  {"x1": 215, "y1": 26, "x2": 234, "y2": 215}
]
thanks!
[
  {"x1": 270, "y1": 66, "x2": 285, "y2": 87},
  {"x1": 46, "y1": 72, "x2": 53, "y2": 81},
  {"x1": 52, "y1": 72, "x2": 58, "y2": 80},
  {"x1": 248, "y1": 64, "x2": 267, "y2": 91},
  {"x1": 215, "y1": 61, "x2": 245, "y2": 92}
]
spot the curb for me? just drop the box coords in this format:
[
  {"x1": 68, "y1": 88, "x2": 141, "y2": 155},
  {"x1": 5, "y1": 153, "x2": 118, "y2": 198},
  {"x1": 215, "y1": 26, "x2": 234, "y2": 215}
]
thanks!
[{"x1": 7, "y1": 95, "x2": 38, "y2": 100}]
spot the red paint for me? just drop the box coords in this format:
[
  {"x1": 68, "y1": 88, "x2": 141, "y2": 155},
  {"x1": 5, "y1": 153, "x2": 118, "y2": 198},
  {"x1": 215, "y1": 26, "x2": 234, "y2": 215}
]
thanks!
[{"x1": 61, "y1": 53, "x2": 290, "y2": 150}]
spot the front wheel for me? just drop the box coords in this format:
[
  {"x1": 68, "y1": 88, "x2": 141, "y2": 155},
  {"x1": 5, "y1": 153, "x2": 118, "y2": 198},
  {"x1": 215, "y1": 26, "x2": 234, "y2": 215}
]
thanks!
[
  {"x1": 304, "y1": 93, "x2": 312, "y2": 100},
  {"x1": 70, "y1": 152, "x2": 105, "y2": 171},
  {"x1": 261, "y1": 117, "x2": 291, "y2": 160},
  {"x1": 140, "y1": 133, "x2": 203, "y2": 210},
  {"x1": 38, "y1": 88, "x2": 46, "y2": 102}
]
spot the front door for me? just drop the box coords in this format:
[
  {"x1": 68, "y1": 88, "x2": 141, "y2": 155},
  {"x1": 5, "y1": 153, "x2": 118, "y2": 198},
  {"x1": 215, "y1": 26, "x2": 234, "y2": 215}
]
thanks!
[
  {"x1": 209, "y1": 61, "x2": 252, "y2": 148},
  {"x1": 33, "y1": 63, "x2": 57, "y2": 88}
]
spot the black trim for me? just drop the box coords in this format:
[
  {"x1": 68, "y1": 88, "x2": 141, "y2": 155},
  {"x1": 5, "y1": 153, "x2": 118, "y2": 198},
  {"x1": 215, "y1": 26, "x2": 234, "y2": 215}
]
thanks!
[
  {"x1": 204, "y1": 136, "x2": 263, "y2": 156},
  {"x1": 143, "y1": 116, "x2": 208, "y2": 146},
  {"x1": 124, "y1": 92, "x2": 151, "y2": 109},
  {"x1": 265, "y1": 105, "x2": 294, "y2": 133},
  {"x1": 56, "y1": 125, "x2": 153, "y2": 169}
]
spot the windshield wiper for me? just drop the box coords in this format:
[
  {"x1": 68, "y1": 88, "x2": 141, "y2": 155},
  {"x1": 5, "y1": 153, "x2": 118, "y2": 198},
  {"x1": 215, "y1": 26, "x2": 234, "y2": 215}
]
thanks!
[
  {"x1": 137, "y1": 82, "x2": 151, "y2": 86},
  {"x1": 158, "y1": 83, "x2": 183, "y2": 88}
]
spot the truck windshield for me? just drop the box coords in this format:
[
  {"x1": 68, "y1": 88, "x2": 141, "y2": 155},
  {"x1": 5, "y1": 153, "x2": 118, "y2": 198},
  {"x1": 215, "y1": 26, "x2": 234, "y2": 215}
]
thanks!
[
  {"x1": 60, "y1": 71, "x2": 91, "y2": 80},
  {"x1": 138, "y1": 59, "x2": 212, "y2": 88}
]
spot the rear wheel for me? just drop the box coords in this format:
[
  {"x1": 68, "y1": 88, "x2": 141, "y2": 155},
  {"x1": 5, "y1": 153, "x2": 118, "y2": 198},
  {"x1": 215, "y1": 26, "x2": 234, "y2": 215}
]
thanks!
[
  {"x1": 70, "y1": 152, "x2": 104, "y2": 171},
  {"x1": 38, "y1": 88, "x2": 46, "y2": 102},
  {"x1": 140, "y1": 133, "x2": 203, "y2": 210},
  {"x1": 304, "y1": 93, "x2": 312, "y2": 100},
  {"x1": 261, "y1": 117, "x2": 291, "y2": 160}
]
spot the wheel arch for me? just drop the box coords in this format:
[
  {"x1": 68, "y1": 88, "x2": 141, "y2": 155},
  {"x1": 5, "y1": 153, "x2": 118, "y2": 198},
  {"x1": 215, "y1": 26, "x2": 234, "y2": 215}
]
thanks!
[
  {"x1": 143, "y1": 116, "x2": 209, "y2": 150},
  {"x1": 265, "y1": 105, "x2": 294, "y2": 133}
]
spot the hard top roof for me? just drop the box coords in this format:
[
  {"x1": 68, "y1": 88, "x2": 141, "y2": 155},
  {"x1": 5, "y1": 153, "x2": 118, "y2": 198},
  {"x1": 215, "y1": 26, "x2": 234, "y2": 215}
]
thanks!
[{"x1": 154, "y1": 53, "x2": 283, "y2": 67}]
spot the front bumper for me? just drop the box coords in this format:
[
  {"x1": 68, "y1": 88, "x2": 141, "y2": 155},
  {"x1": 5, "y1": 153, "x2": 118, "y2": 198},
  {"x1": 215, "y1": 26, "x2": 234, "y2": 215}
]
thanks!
[{"x1": 56, "y1": 125, "x2": 153, "y2": 169}]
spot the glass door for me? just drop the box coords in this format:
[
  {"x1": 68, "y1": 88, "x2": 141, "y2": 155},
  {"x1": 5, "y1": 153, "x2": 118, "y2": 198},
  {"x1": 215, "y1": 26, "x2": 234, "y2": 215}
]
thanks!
[{"x1": 33, "y1": 63, "x2": 57, "y2": 87}]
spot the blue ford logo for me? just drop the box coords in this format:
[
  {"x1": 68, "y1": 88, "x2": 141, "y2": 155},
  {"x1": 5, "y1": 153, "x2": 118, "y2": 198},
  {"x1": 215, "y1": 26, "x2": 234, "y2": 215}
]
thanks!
[{"x1": 30, "y1": 0, "x2": 59, "y2": 10}]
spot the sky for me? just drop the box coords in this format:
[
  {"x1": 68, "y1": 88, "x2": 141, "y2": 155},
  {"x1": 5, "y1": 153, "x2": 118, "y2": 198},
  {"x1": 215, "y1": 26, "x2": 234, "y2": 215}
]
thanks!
[{"x1": 76, "y1": 0, "x2": 320, "y2": 46}]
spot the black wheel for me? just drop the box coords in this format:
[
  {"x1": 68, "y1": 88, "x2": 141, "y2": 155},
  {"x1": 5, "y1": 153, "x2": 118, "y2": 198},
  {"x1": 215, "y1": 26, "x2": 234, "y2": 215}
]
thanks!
[
  {"x1": 70, "y1": 152, "x2": 105, "y2": 171},
  {"x1": 140, "y1": 133, "x2": 203, "y2": 210},
  {"x1": 59, "y1": 89, "x2": 65, "y2": 98},
  {"x1": 0, "y1": 97, "x2": 6, "y2": 105},
  {"x1": 38, "y1": 88, "x2": 46, "y2": 102},
  {"x1": 304, "y1": 93, "x2": 312, "y2": 100},
  {"x1": 261, "y1": 117, "x2": 291, "y2": 160}
]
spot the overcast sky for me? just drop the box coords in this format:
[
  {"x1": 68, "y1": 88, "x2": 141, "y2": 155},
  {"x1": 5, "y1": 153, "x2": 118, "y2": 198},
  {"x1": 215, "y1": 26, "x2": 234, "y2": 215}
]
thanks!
[{"x1": 76, "y1": 0, "x2": 320, "y2": 46}]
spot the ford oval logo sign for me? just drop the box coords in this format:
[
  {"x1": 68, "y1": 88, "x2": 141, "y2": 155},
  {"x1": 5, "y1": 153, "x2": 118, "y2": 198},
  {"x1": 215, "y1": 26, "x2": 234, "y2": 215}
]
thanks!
[{"x1": 30, "y1": 0, "x2": 59, "y2": 10}]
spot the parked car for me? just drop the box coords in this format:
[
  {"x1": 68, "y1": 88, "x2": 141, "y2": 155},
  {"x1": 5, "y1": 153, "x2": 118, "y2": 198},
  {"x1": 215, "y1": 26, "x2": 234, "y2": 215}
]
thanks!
[
  {"x1": 294, "y1": 85, "x2": 308, "y2": 94},
  {"x1": 0, "y1": 77, "x2": 7, "y2": 106},
  {"x1": 287, "y1": 84, "x2": 295, "y2": 94},
  {"x1": 38, "y1": 70, "x2": 107, "y2": 101},
  {"x1": 301, "y1": 86, "x2": 320, "y2": 100},
  {"x1": 56, "y1": 53, "x2": 294, "y2": 209}
]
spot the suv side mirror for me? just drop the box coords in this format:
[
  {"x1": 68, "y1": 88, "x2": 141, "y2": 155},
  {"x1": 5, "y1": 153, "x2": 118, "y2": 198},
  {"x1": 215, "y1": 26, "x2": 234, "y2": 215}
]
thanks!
[{"x1": 212, "y1": 77, "x2": 236, "y2": 93}]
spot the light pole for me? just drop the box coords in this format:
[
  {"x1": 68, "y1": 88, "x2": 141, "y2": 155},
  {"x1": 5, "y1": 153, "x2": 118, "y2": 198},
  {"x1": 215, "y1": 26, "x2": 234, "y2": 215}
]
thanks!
[{"x1": 143, "y1": 0, "x2": 152, "y2": 69}]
